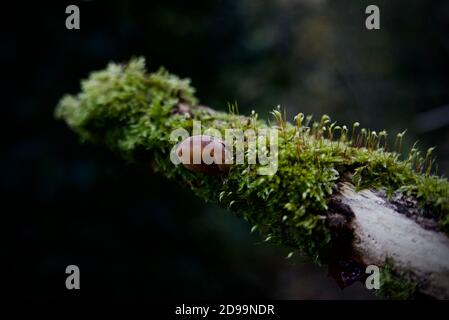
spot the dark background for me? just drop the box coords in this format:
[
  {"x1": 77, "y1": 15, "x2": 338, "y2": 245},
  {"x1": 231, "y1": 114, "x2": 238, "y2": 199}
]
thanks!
[{"x1": 4, "y1": 0, "x2": 449, "y2": 299}]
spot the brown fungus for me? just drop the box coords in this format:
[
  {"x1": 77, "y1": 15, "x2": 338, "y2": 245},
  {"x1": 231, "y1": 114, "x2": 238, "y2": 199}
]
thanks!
[{"x1": 176, "y1": 135, "x2": 231, "y2": 174}]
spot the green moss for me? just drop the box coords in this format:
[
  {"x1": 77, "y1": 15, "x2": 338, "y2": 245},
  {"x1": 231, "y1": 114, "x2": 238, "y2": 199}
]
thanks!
[
  {"x1": 378, "y1": 258, "x2": 420, "y2": 300},
  {"x1": 55, "y1": 57, "x2": 197, "y2": 155},
  {"x1": 56, "y1": 57, "x2": 449, "y2": 296}
]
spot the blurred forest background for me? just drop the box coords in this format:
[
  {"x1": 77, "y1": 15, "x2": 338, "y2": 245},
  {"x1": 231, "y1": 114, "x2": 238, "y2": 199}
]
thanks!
[{"x1": 4, "y1": 0, "x2": 449, "y2": 299}]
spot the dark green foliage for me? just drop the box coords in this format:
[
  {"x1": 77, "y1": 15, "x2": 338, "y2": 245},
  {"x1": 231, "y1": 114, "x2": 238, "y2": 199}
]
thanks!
[{"x1": 378, "y1": 258, "x2": 420, "y2": 300}]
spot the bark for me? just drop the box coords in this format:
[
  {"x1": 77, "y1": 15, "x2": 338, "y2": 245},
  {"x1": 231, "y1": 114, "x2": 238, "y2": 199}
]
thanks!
[{"x1": 336, "y1": 182, "x2": 449, "y2": 299}]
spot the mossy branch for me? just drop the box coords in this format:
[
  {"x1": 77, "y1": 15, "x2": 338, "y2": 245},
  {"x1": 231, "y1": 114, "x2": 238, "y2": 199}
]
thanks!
[{"x1": 56, "y1": 58, "x2": 449, "y2": 299}]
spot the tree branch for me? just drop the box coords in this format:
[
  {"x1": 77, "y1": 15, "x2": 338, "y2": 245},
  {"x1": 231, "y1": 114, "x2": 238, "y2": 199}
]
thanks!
[
  {"x1": 337, "y1": 182, "x2": 449, "y2": 299},
  {"x1": 55, "y1": 58, "x2": 449, "y2": 299}
]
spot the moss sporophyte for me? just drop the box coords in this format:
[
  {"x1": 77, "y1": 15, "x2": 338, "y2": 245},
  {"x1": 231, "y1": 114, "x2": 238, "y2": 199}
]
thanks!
[{"x1": 55, "y1": 57, "x2": 449, "y2": 299}]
